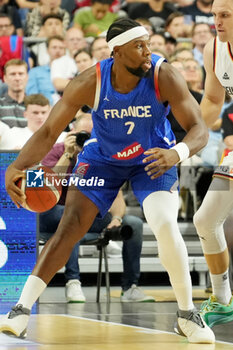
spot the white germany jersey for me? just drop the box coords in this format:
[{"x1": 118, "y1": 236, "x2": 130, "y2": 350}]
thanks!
[{"x1": 214, "y1": 36, "x2": 233, "y2": 99}]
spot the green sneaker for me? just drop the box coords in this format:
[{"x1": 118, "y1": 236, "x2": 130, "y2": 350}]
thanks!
[{"x1": 200, "y1": 295, "x2": 233, "y2": 328}]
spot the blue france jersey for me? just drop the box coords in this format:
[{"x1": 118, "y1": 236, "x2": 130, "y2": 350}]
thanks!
[{"x1": 84, "y1": 54, "x2": 176, "y2": 165}]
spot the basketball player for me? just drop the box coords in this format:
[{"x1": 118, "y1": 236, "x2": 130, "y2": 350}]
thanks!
[
  {"x1": 193, "y1": 0, "x2": 233, "y2": 327},
  {"x1": 0, "y1": 18, "x2": 214, "y2": 343}
]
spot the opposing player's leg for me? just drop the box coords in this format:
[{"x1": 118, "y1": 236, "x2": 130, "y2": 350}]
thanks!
[
  {"x1": 194, "y1": 176, "x2": 233, "y2": 327},
  {"x1": 0, "y1": 187, "x2": 99, "y2": 337},
  {"x1": 143, "y1": 190, "x2": 214, "y2": 343}
]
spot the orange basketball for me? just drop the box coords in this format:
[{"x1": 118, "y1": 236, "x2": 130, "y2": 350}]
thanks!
[{"x1": 16, "y1": 165, "x2": 62, "y2": 213}]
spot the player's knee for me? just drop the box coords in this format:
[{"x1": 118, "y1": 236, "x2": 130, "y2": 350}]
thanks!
[
  {"x1": 193, "y1": 207, "x2": 213, "y2": 238},
  {"x1": 194, "y1": 207, "x2": 227, "y2": 254}
]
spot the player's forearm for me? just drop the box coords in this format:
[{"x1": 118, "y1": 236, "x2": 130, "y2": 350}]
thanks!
[
  {"x1": 201, "y1": 96, "x2": 223, "y2": 127},
  {"x1": 181, "y1": 122, "x2": 209, "y2": 157}
]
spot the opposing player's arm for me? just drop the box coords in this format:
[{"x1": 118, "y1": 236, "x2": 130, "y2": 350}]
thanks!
[
  {"x1": 201, "y1": 38, "x2": 225, "y2": 127},
  {"x1": 5, "y1": 66, "x2": 97, "y2": 206},
  {"x1": 159, "y1": 61, "x2": 208, "y2": 157}
]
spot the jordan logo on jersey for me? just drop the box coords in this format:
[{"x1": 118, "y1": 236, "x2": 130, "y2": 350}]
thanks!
[{"x1": 112, "y1": 142, "x2": 144, "y2": 160}]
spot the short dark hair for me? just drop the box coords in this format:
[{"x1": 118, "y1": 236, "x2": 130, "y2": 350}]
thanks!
[
  {"x1": 42, "y1": 13, "x2": 63, "y2": 26},
  {"x1": 24, "y1": 94, "x2": 50, "y2": 108},
  {"x1": 106, "y1": 18, "x2": 141, "y2": 43}
]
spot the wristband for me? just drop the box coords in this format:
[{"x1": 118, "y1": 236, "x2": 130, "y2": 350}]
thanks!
[
  {"x1": 112, "y1": 216, "x2": 123, "y2": 224},
  {"x1": 171, "y1": 142, "x2": 190, "y2": 163}
]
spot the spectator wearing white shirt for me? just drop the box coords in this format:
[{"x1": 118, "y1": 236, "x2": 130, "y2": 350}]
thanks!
[
  {"x1": 0, "y1": 94, "x2": 66, "y2": 149},
  {"x1": 51, "y1": 27, "x2": 87, "y2": 94}
]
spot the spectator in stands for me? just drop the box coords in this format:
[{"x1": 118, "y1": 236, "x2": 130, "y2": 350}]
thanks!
[
  {"x1": 26, "y1": 35, "x2": 66, "y2": 106},
  {"x1": 127, "y1": 0, "x2": 177, "y2": 29},
  {"x1": 40, "y1": 112, "x2": 155, "y2": 303},
  {"x1": 173, "y1": 47, "x2": 194, "y2": 61},
  {"x1": 29, "y1": 13, "x2": 64, "y2": 66},
  {"x1": 165, "y1": 11, "x2": 191, "y2": 39},
  {"x1": 25, "y1": 0, "x2": 70, "y2": 37},
  {"x1": 0, "y1": 94, "x2": 49, "y2": 149},
  {"x1": 51, "y1": 27, "x2": 87, "y2": 94},
  {"x1": 179, "y1": 0, "x2": 214, "y2": 29},
  {"x1": 74, "y1": 48, "x2": 94, "y2": 73},
  {"x1": 191, "y1": 22, "x2": 213, "y2": 67},
  {"x1": 0, "y1": 93, "x2": 67, "y2": 149},
  {"x1": 149, "y1": 32, "x2": 166, "y2": 53},
  {"x1": 0, "y1": 0, "x2": 23, "y2": 36},
  {"x1": 90, "y1": 36, "x2": 110, "y2": 62},
  {"x1": 37, "y1": 12, "x2": 65, "y2": 38},
  {"x1": 0, "y1": 59, "x2": 28, "y2": 127},
  {"x1": 183, "y1": 58, "x2": 204, "y2": 93},
  {"x1": 0, "y1": 14, "x2": 31, "y2": 78},
  {"x1": 73, "y1": 0, "x2": 118, "y2": 38},
  {"x1": 0, "y1": 12, "x2": 14, "y2": 35}
]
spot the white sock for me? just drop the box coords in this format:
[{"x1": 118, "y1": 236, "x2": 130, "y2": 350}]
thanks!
[
  {"x1": 17, "y1": 275, "x2": 47, "y2": 310},
  {"x1": 210, "y1": 269, "x2": 232, "y2": 305}
]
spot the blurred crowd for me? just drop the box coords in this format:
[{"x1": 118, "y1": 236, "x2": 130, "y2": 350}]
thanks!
[{"x1": 0, "y1": 0, "x2": 233, "y2": 214}]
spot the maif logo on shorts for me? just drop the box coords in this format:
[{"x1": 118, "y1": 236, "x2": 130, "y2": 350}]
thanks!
[
  {"x1": 26, "y1": 168, "x2": 44, "y2": 187},
  {"x1": 75, "y1": 162, "x2": 90, "y2": 178}
]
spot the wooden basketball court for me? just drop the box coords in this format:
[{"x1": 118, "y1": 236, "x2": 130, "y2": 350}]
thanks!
[
  {"x1": 0, "y1": 314, "x2": 232, "y2": 350},
  {"x1": 1, "y1": 286, "x2": 233, "y2": 350}
]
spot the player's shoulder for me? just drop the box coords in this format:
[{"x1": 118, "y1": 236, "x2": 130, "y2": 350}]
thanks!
[{"x1": 70, "y1": 65, "x2": 97, "y2": 93}]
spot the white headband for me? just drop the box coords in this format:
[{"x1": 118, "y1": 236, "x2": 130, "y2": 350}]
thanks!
[{"x1": 108, "y1": 26, "x2": 149, "y2": 52}]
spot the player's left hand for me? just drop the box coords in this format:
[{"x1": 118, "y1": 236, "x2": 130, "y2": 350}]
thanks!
[{"x1": 143, "y1": 147, "x2": 179, "y2": 179}]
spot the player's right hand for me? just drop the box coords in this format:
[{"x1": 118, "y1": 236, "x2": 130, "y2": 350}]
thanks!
[{"x1": 5, "y1": 164, "x2": 26, "y2": 208}]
